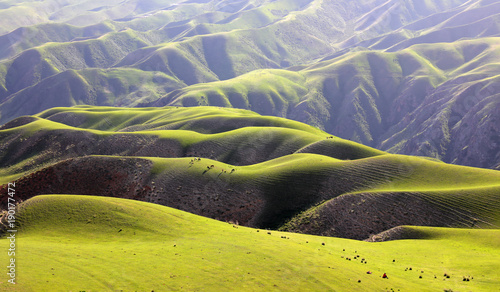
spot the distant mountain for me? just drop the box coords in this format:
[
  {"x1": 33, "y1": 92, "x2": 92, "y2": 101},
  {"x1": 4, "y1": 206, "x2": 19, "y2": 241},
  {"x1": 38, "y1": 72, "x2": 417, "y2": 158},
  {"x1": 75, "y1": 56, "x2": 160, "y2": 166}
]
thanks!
[
  {"x1": 0, "y1": 68, "x2": 184, "y2": 123},
  {"x1": 338, "y1": 0, "x2": 500, "y2": 52},
  {"x1": 1, "y1": 106, "x2": 499, "y2": 239},
  {"x1": 0, "y1": 0, "x2": 499, "y2": 170}
]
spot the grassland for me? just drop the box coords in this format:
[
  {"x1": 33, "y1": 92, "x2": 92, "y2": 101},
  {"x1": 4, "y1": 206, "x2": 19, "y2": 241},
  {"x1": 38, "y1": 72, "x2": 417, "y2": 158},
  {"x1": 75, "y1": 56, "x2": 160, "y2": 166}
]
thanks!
[
  {"x1": 0, "y1": 68, "x2": 185, "y2": 124},
  {"x1": 145, "y1": 37, "x2": 500, "y2": 169},
  {"x1": 1, "y1": 1, "x2": 499, "y2": 290},
  {"x1": 0, "y1": 195, "x2": 498, "y2": 291},
  {"x1": 0, "y1": 106, "x2": 377, "y2": 178},
  {"x1": 1, "y1": 0, "x2": 499, "y2": 169},
  {"x1": 1, "y1": 106, "x2": 499, "y2": 240}
]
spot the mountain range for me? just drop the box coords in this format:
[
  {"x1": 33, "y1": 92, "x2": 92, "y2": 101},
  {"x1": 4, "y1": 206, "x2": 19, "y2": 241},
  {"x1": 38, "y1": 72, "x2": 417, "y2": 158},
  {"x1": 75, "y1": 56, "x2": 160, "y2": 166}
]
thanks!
[
  {"x1": 1, "y1": 0, "x2": 500, "y2": 169},
  {"x1": 1, "y1": 1, "x2": 500, "y2": 291}
]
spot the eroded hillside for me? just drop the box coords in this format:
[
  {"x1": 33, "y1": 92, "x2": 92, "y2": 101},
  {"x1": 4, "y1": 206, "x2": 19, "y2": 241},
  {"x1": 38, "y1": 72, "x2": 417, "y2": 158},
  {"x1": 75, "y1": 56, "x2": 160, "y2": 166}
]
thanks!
[
  {"x1": 1, "y1": 106, "x2": 499, "y2": 239},
  {"x1": 1, "y1": 0, "x2": 499, "y2": 169}
]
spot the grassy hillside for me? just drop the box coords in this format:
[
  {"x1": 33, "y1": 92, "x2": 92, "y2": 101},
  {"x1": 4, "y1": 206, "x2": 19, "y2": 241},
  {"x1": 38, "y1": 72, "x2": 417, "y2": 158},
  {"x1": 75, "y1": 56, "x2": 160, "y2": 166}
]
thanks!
[
  {"x1": 146, "y1": 38, "x2": 500, "y2": 169},
  {"x1": 0, "y1": 0, "x2": 354, "y2": 97},
  {"x1": 1, "y1": 106, "x2": 499, "y2": 239},
  {"x1": 0, "y1": 22, "x2": 114, "y2": 61},
  {"x1": 0, "y1": 2, "x2": 499, "y2": 289},
  {"x1": 0, "y1": 29, "x2": 154, "y2": 100},
  {"x1": 0, "y1": 106, "x2": 374, "y2": 173},
  {"x1": 0, "y1": 0, "x2": 475, "y2": 106},
  {"x1": 0, "y1": 195, "x2": 498, "y2": 291},
  {"x1": 2, "y1": 0, "x2": 499, "y2": 170},
  {"x1": 0, "y1": 68, "x2": 184, "y2": 123}
]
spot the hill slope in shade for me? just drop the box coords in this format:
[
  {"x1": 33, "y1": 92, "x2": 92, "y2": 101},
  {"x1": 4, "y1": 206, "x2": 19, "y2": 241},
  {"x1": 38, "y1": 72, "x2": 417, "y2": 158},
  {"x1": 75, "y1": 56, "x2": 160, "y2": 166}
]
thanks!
[
  {"x1": 1, "y1": 106, "x2": 499, "y2": 239},
  {"x1": 147, "y1": 38, "x2": 500, "y2": 169},
  {"x1": 0, "y1": 68, "x2": 185, "y2": 123},
  {"x1": 1, "y1": 0, "x2": 500, "y2": 170},
  {"x1": 1, "y1": 195, "x2": 499, "y2": 291},
  {"x1": 338, "y1": 0, "x2": 500, "y2": 52},
  {"x1": 0, "y1": 0, "x2": 378, "y2": 96}
]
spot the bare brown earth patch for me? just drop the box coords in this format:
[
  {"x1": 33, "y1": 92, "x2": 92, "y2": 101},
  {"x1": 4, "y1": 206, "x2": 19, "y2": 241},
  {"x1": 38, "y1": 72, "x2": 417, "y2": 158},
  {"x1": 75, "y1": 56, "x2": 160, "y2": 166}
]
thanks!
[{"x1": 281, "y1": 192, "x2": 487, "y2": 240}]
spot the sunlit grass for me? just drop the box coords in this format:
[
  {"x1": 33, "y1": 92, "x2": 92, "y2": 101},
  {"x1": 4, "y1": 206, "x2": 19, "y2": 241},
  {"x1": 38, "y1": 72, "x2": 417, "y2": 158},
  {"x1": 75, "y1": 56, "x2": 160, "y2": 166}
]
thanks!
[{"x1": 0, "y1": 195, "x2": 498, "y2": 291}]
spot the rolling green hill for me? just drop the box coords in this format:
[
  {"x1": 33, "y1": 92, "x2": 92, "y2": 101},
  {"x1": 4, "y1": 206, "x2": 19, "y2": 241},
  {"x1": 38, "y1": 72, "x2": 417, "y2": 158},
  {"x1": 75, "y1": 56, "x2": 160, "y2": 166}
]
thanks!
[
  {"x1": 1, "y1": 1, "x2": 500, "y2": 290},
  {"x1": 1, "y1": 106, "x2": 499, "y2": 239},
  {"x1": 0, "y1": 195, "x2": 499, "y2": 291},
  {"x1": 0, "y1": 68, "x2": 185, "y2": 123},
  {"x1": 147, "y1": 38, "x2": 500, "y2": 169},
  {"x1": 1, "y1": 0, "x2": 499, "y2": 170}
]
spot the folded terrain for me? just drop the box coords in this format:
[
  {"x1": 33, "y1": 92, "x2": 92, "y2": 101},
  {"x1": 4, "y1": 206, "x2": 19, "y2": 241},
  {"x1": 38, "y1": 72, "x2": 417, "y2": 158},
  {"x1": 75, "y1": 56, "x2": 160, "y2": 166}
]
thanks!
[
  {"x1": 1, "y1": 1, "x2": 500, "y2": 169},
  {"x1": 1, "y1": 1, "x2": 499, "y2": 290},
  {"x1": 1, "y1": 106, "x2": 499, "y2": 240},
  {"x1": 147, "y1": 38, "x2": 500, "y2": 169},
  {"x1": 1, "y1": 195, "x2": 499, "y2": 291}
]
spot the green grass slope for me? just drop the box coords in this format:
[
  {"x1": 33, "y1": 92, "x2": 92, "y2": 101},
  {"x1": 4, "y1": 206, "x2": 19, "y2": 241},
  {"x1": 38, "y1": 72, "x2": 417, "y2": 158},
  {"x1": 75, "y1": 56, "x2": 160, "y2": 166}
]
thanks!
[
  {"x1": 0, "y1": 68, "x2": 185, "y2": 124},
  {"x1": 147, "y1": 37, "x2": 500, "y2": 169},
  {"x1": 0, "y1": 29, "x2": 153, "y2": 100},
  {"x1": 150, "y1": 69, "x2": 307, "y2": 116},
  {"x1": 2, "y1": 0, "x2": 499, "y2": 171},
  {"x1": 0, "y1": 195, "x2": 499, "y2": 291},
  {"x1": 0, "y1": 106, "x2": 499, "y2": 239},
  {"x1": 119, "y1": 0, "x2": 474, "y2": 84},
  {"x1": 0, "y1": 0, "x2": 332, "y2": 108},
  {"x1": 0, "y1": 0, "x2": 474, "y2": 107},
  {"x1": 0, "y1": 22, "x2": 114, "y2": 61},
  {"x1": 0, "y1": 106, "x2": 500, "y2": 239},
  {"x1": 0, "y1": 106, "x2": 375, "y2": 171}
]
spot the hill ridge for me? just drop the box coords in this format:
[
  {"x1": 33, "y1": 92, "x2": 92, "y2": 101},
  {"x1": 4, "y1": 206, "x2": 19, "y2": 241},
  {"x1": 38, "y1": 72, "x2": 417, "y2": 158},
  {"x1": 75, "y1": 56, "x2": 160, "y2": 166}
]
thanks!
[{"x1": 1, "y1": 106, "x2": 499, "y2": 239}]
